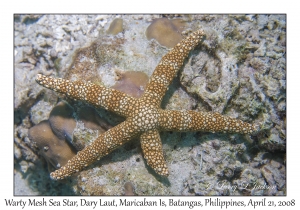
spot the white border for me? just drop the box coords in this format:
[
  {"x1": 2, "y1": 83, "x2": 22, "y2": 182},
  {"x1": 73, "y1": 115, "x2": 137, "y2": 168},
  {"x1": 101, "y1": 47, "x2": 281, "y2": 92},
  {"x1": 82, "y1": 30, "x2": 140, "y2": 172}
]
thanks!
[{"x1": 3, "y1": 0, "x2": 298, "y2": 209}]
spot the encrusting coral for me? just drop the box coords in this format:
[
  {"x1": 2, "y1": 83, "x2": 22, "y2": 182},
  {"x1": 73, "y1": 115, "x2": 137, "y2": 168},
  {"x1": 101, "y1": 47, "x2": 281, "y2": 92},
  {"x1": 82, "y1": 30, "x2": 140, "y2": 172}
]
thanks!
[
  {"x1": 28, "y1": 100, "x2": 114, "y2": 171},
  {"x1": 107, "y1": 18, "x2": 124, "y2": 35},
  {"x1": 112, "y1": 70, "x2": 149, "y2": 98},
  {"x1": 28, "y1": 120, "x2": 76, "y2": 170},
  {"x1": 48, "y1": 101, "x2": 76, "y2": 141},
  {"x1": 36, "y1": 29, "x2": 259, "y2": 180},
  {"x1": 146, "y1": 18, "x2": 186, "y2": 48}
]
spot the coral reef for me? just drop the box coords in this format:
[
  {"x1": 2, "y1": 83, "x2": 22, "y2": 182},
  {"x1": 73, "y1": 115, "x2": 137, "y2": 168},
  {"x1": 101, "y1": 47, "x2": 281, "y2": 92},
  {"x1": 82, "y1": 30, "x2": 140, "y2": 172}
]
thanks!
[
  {"x1": 181, "y1": 14, "x2": 286, "y2": 151},
  {"x1": 63, "y1": 35, "x2": 125, "y2": 84},
  {"x1": 14, "y1": 14, "x2": 285, "y2": 196},
  {"x1": 181, "y1": 50, "x2": 240, "y2": 113}
]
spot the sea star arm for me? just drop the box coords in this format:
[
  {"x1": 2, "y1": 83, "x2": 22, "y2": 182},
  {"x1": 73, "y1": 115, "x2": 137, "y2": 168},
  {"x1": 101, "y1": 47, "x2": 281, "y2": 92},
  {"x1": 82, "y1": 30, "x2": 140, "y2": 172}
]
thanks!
[
  {"x1": 140, "y1": 130, "x2": 169, "y2": 176},
  {"x1": 159, "y1": 110, "x2": 259, "y2": 134},
  {"x1": 50, "y1": 119, "x2": 140, "y2": 180},
  {"x1": 143, "y1": 30, "x2": 205, "y2": 105},
  {"x1": 36, "y1": 74, "x2": 136, "y2": 117}
]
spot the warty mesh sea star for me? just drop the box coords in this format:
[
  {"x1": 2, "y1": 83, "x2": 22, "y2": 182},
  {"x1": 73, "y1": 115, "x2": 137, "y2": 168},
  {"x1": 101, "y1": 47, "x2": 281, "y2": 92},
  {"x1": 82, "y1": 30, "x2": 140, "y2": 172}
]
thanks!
[{"x1": 35, "y1": 30, "x2": 259, "y2": 180}]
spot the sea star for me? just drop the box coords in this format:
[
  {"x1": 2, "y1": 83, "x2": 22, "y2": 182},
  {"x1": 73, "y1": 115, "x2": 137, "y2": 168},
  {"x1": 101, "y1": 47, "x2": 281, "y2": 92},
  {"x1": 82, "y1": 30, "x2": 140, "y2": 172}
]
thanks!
[{"x1": 36, "y1": 30, "x2": 259, "y2": 180}]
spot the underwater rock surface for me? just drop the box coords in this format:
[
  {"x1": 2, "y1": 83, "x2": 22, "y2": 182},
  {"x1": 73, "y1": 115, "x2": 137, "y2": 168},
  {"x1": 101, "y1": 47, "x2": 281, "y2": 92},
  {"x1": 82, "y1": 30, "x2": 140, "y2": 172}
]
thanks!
[{"x1": 14, "y1": 14, "x2": 285, "y2": 195}]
